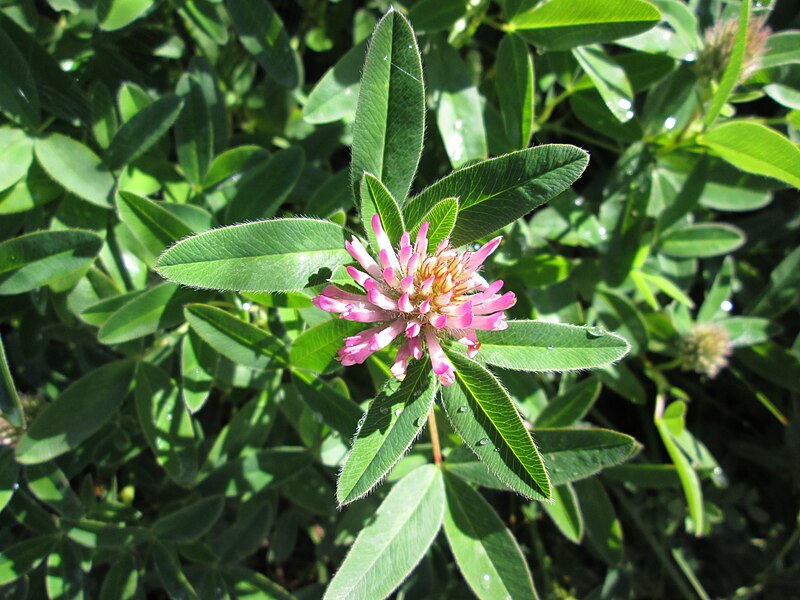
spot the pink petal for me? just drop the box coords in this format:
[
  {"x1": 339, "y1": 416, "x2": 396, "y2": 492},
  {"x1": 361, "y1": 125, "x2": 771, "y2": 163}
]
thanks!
[
  {"x1": 472, "y1": 313, "x2": 508, "y2": 330},
  {"x1": 473, "y1": 291, "x2": 516, "y2": 314},
  {"x1": 372, "y1": 215, "x2": 400, "y2": 271},
  {"x1": 383, "y1": 266, "x2": 400, "y2": 288},
  {"x1": 405, "y1": 320, "x2": 421, "y2": 338},
  {"x1": 369, "y1": 319, "x2": 405, "y2": 351},
  {"x1": 391, "y1": 341, "x2": 413, "y2": 380},
  {"x1": 367, "y1": 288, "x2": 398, "y2": 311},
  {"x1": 342, "y1": 305, "x2": 394, "y2": 322},
  {"x1": 346, "y1": 265, "x2": 370, "y2": 287},
  {"x1": 430, "y1": 313, "x2": 447, "y2": 329},
  {"x1": 346, "y1": 238, "x2": 382, "y2": 279},
  {"x1": 415, "y1": 222, "x2": 430, "y2": 255},
  {"x1": 424, "y1": 329, "x2": 456, "y2": 386},
  {"x1": 466, "y1": 236, "x2": 502, "y2": 272},
  {"x1": 398, "y1": 293, "x2": 414, "y2": 313}
]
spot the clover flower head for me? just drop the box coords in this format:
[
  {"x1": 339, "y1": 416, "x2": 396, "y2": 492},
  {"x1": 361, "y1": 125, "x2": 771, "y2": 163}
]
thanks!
[
  {"x1": 312, "y1": 215, "x2": 516, "y2": 386},
  {"x1": 678, "y1": 322, "x2": 733, "y2": 379}
]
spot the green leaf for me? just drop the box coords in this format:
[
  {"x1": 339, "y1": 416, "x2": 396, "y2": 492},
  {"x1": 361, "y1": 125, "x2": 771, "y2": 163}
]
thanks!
[
  {"x1": 534, "y1": 377, "x2": 601, "y2": 427},
  {"x1": 541, "y1": 483, "x2": 583, "y2": 543},
  {"x1": 748, "y1": 246, "x2": 800, "y2": 319},
  {"x1": 153, "y1": 495, "x2": 224, "y2": 542},
  {"x1": 99, "y1": 553, "x2": 138, "y2": 600},
  {"x1": 351, "y1": 9, "x2": 425, "y2": 203},
  {"x1": 337, "y1": 360, "x2": 436, "y2": 505},
  {"x1": 151, "y1": 540, "x2": 199, "y2": 600},
  {"x1": 304, "y1": 40, "x2": 366, "y2": 124},
  {"x1": 0, "y1": 536, "x2": 57, "y2": 585},
  {"x1": 537, "y1": 428, "x2": 640, "y2": 486},
  {"x1": 738, "y1": 342, "x2": 800, "y2": 394},
  {"x1": 658, "y1": 223, "x2": 746, "y2": 258},
  {"x1": 45, "y1": 540, "x2": 85, "y2": 599},
  {"x1": 511, "y1": 0, "x2": 661, "y2": 50},
  {"x1": 0, "y1": 128, "x2": 33, "y2": 192},
  {"x1": 225, "y1": 146, "x2": 305, "y2": 223},
  {"x1": 134, "y1": 362, "x2": 198, "y2": 487},
  {"x1": 116, "y1": 191, "x2": 194, "y2": 266},
  {"x1": 408, "y1": 0, "x2": 470, "y2": 34},
  {"x1": 466, "y1": 320, "x2": 630, "y2": 372},
  {"x1": 25, "y1": 462, "x2": 83, "y2": 519},
  {"x1": 409, "y1": 197, "x2": 458, "y2": 250},
  {"x1": 99, "y1": 283, "x2": 205, "y2": 345},
  {"x1": 324, "y1": 464, "x2": 445, "y2": 600},
  {"x1": 403, "y1": 145, "x2": 589, "y2": 246},
  {"x1": 99, "y1": 0, "x2": 154, "y2": 31},
  {"x1": 91, "y1": 82, "x2": 118, "y2": 149},
  {"x1": 359, "y1": 173, "x2": 405, "y2": 250},
  {"x1": 441, "y1": 351, "x2": 551, "y2": 500},
  {"x1": 496, "y1": 34, "x2": 534, "y2": 150},
  {"x1": 200, "y1": 447, "x2": 310, "y2": 497},
  {"x1": 704, "y1": 0, "x2": 748, "y2": 127},
  {"x1": 15, "y1": 360, "x2": 134, "y2": 464},
  {"x1": 760, "y1": 31, "x2": 800, "y2": 68},
  {"x1": 181, "y1": 330, "x2": 217, "y2": 413},
  {"x1": 185, "y1": 304, "x2": 288, "y2": 370},
  {"x1": 573, "y1": 45, "x2": 635, "y2": 123},
  {"x1": 0, "y1": 332, "x2": 24, "y2": 428},
  {"x1": 442, "y1": 471, "x2": 538, "y2": 600},
  {"x1": 718, "y1": 317, "x2": 779, "y2": 348},
  {"x1": 655, "y1": 401, "x2": 704, "y2": 536},
  {"x1": 105, "y1": 94, "x2": 184, "y2": 170},
  {"x1": 0, "y1": 229, "x2": 104, "y2": 295},
  {"x1": 427, "y1": 37, "x2": 487, "y2": 169},
  {"x1": 573, "y1": 478, "x2": 623, "y2": 565},
  {"x1": 0, "y1": 27, "x2": 40, "y2": 129},
  {"x1": 697, "y1": 256, "x2": 734, "y2": 323},
  {"x1": 175, "y1": 73, "x2": 213, "y2": 186},
  {"x1": 697, "y1": 121, "x2": 800, "y2": 189},
  {"x1": 34, "y1": 134, "x2": 114, "y2": 207},
  {"x1": 289, "y1": 318, "x2": 364, "y2": 374},
  {"x1": 226, "y1": 0, "x2": 301, "y2": 88},
  {"x1": 0, "y1": 448, "x2": 18, "y2": 514},
  {"x1": 290, "y1": 370, "x2": 363, "y2": 439},
  {"x1": 156, "y1": 218, "x2": 352, "y2": 292}
]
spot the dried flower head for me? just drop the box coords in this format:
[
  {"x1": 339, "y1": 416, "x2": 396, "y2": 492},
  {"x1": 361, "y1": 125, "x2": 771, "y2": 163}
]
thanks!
[
  {"x1": 678, "y1": 323, "x2": 733, "y2": 379},
  {"x1": 313, "y1": 215, "x2": 515, "y2": 385},
  {"x1": 696, "y1": 16, "x2": 771, "y2": 83}
]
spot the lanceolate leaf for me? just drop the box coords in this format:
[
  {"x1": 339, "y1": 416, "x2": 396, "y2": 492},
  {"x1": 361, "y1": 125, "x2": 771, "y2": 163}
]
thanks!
[
  {"x1": 351, "y1": 9, "x2": 425, "y2": 204},
  {"x1": 99, "y1": 283, "x2": 206, "y2": 345},
  {"x1": 541, "y1": 483, "x2": 583, "y2": 543},
  {"x1": 184, "y1": 304, "x2": 288, "y2": 370},
  {"x1": 175, "y1": 73, "x2": 213, "y2": 186},
  {"x1": 697, "y1": 121, "x2": 800, "y2": 189},
  {"x1": 34, "y1": 134, "x2": 114, "y2": 207},
  {"x1": 0, "y1": 333, "x2": 24, "y2": 428},
  {"x1": 409, "y1": 197, "x2": 458, "y2": 250},
  {"x1": 0, "y1": 230, "x2": 103, "y2": 295},
  {"x1": 337, "y1": 360, "x2": 436, "y2": 505},
  {"x1": 304, "y1": 40, "x2": 366, "y2": 124},
  {"x1": 199, "y1": 448, "x2": 310, "y2": 497},
  {"x1": 441, "y1": 351, "x2": 551, "y2": 500},
  {"x1": 442, "y1": 471, "x2": 539, "y2": 599},
  {"x1": 534, "y1": 377, "x2": 601, "y2": 427},
  {"x1": 135, "y1": 362, "x2": 198, "y2": 487},
  {"x1": 0, "y1": 26, "x2": 40, "y2": 129},
  {"x1": 155, "y1": 218, "x2": 352, "y2": 292},
  {"x1": 117, "y1": 191, "x2": 194, "y2": 265},
  {"x1": 227, "y1": 0, "x2": 301, "y2": 89},
  {"x1": 324, "y1": 464, "x2": 445, "y2": 600},
  {"x1": 427, "y1": 36, "x2": 487, "y2": 169},
  {"x1": 360, "y1": 173, "x2": 405, "y2": 249},
  {"x1": 404, "y1": 146, "x2": 589, "y2": 246},
  {"x1": 15, "y1": 360, "x2": 135, "y2": 464},
  {"x1": 658, "y1": 223, "x2": 746, "y2": 258},
  {"x1": 289, "y1": 318, "x2": 364, "y2": 375},
  {"x1": 496, "y1": 34, "x2": 534, "y2": 150},
  {"x1": 511, "y1": 0, "x2": 662, "y2": 50},
  {"x1": 466, "y1": 320, "x2": 630, "y2": 372},
  {"x1": 105, "y1": 95, "x2": 184, "y2": 170},
  {"x1": 291, "y1": 370, "x2": 363, "y2": 439}
]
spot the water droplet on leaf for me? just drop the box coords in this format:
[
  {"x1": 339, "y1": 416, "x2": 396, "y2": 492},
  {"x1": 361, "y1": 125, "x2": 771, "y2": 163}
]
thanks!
[
  {"x1": 547, "y1": 345, "x2": 555, "y2": 350},
  {"x1": 481, "y1": 574, "x2": 491, "y2": 590},
  {"x1": 457, "y1": 406, "x2": 468, "y2": 413},
  {"x1": 477, "y1": 438, "x2": 489, "y2": 446},
  {"x1": 586, "y1": 326, "x2": 605, "y2": 338},
  {"x1": 379, "y1": 406, "x2": 389, "y2": 415}
]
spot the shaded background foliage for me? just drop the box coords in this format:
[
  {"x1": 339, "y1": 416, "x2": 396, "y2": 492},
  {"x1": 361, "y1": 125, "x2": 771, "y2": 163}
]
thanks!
[{"x1": 0, "y1": 0, "x2": 799, "y2": 598}]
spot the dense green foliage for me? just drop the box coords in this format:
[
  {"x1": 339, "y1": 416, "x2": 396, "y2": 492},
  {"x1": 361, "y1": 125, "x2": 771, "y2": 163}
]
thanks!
[{"x1": 1, "y1": 0, "x2": 799, "y2": 598}]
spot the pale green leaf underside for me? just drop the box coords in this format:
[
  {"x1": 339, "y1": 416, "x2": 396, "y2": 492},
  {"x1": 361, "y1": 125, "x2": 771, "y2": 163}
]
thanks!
[
  {"x1": 337, "y1": 360, "x2": 436, "y2": 505},
  {"x1": 465, "y1": 320, "x2": 631, "y2": 372},
  {"x1": 658, "y1": 223, "x2": 746, "y2": 258},
  {"x1": 404, "y1": 145, "x2": 588, "y2": 247},
  {"x1": 155, "y1": 218, "x2": 352, "y2": 292},
  {"x1": 442, "y1": 352, "x2": 551, "y2": 501},
  {"x1": 324, "y1": 464, "x2": 445, "y2": 600}
]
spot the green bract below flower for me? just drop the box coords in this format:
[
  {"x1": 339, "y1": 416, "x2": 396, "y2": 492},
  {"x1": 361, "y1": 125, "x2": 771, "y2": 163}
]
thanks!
[{"x1": 313, "y1": 215, "x2": 515, "y2": 386}]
